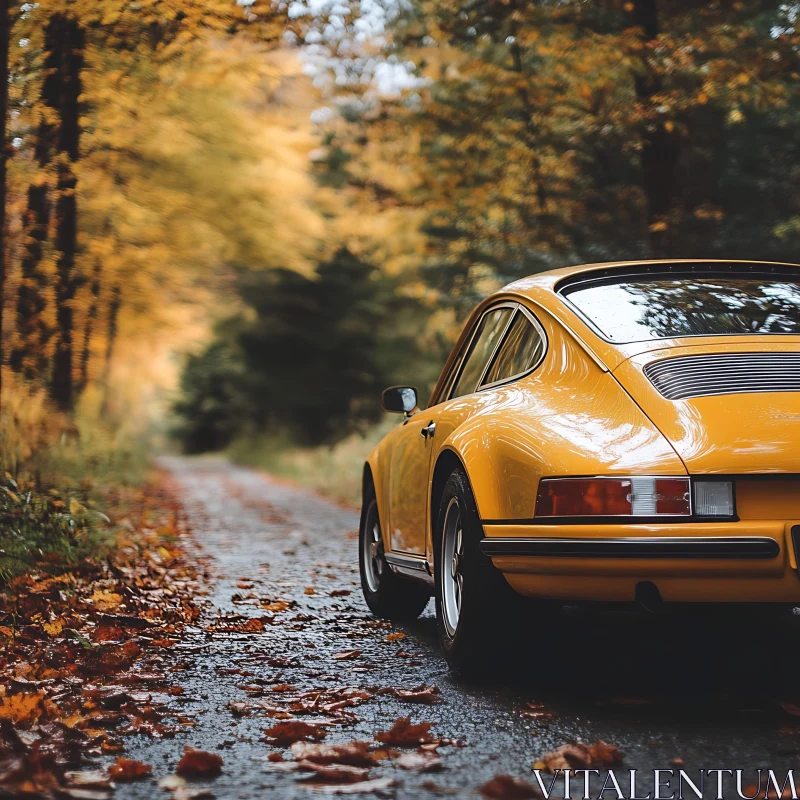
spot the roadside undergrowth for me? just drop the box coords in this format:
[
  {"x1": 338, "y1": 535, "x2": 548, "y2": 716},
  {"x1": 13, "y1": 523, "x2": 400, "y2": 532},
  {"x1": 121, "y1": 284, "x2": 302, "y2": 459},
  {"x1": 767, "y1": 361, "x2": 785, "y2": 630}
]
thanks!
[
  {"x1": 0, "y1": 473, "x2": 210, "y2": 798},
  {"x1": 0, "y1": 373, "x2": 152, "y2": 584}
]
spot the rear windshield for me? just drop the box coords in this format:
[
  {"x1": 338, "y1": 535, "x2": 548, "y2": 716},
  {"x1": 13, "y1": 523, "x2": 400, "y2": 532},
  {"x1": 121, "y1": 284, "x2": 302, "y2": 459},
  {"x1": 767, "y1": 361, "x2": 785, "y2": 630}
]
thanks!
[{"x1": 561, "y1": 276, "x2": 800, "y2": 343}]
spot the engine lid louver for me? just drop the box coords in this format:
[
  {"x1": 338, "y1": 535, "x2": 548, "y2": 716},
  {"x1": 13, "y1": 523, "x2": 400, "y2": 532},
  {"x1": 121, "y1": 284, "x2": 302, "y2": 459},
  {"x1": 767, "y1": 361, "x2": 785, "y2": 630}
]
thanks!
[{"x1": 644, "y1": 352, "x2": 800, "y2": 401}]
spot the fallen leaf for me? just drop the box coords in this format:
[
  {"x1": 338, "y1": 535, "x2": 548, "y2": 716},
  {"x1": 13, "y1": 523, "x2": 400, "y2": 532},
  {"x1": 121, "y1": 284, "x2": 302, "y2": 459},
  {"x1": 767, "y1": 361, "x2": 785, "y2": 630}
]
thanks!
[
  {"x1": 304, "y1": 587, "x2": 316, "y2": 596},
  {"x1": 332, "y1": 650, "x2": 361, "y2": 661},
  {"x1": 262, "y1": 601, "x2": 291, "y2": 613},
  {"x1": 376, "y1": 717, "x2": 434, "y2": 747},
  {"x1": 0, "y1": 690, "x2": 50, "y2": 726},
  {"x1": 386, "y1": 632, "x2": 405, "y2": 642},
  {"x1": 297, "y1": 762, "x2": 371, "y2": 784},
  {"x1": 43, "y1": 618, "x2": 65, "y2": 636},
  {"x1": 108, "y1": 757, "x2": 153, "y2": 782},
  {"x1": 264, "y1": 721, "x2": 328, "y2": 747},
  {"x1": 89, "y1": 591, "x2": 123, "y2": 611},
  {"x1": 781, "y1": 702, "x2": 800, "y2": 717},
  {"x1": 176, "y1": 747, "x2": 224, "y2": 777},
  {"x1": 537, "y1": 741, "x2": 622, "y2": 772},
  {"x1": 385, "y1": 685, "x2": 440, "y2": 705},
  {"x1": 290, "y1": 741, "x2": 376, "y2": 767},
  {"x1": 396, "y1": 751, "x2": 442, "y2": 772},
  {"x1": 305, "y1": 777, "x2": 396, "y2": 794},
  {"x1": 589, "y1": 740, "x2": 624, "y2": 768}
]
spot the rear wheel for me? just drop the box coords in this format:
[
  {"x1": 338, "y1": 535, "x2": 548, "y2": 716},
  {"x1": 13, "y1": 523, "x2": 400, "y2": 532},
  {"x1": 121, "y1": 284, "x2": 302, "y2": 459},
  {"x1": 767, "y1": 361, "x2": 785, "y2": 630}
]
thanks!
[
  {"x1": 359, "y1": 485, "x2": 430, "y2": 620},
  {"x1": 434, "y1": 466, "x2": 527, "y2": 676}
]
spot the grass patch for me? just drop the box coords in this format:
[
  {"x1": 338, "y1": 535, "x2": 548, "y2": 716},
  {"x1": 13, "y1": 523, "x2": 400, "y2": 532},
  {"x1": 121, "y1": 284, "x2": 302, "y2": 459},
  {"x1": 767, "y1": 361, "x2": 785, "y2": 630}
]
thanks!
[
  {"x1": 0, "y1": 373, "x2": 153, "y2": 584},
  {"x1": 228, "y1": 418, "x2": 397, "y2": 508}
]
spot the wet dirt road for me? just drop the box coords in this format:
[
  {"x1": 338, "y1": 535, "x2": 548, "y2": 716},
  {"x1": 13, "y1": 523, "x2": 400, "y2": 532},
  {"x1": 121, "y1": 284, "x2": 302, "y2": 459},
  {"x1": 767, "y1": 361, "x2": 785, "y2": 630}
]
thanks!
[{"x1": 116, "y1": 457, "x2": 800, "y2": 799}]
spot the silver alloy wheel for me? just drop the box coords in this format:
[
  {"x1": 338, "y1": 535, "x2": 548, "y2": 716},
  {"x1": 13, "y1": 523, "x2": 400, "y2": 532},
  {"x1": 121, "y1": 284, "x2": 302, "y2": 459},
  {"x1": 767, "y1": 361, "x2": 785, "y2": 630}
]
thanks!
[
  {"x1": 362, "y1": 500, "x2": 385, "y2": 593},
  {"x1": 441, "y1": 496, "x2": 464, "y2": 637}
]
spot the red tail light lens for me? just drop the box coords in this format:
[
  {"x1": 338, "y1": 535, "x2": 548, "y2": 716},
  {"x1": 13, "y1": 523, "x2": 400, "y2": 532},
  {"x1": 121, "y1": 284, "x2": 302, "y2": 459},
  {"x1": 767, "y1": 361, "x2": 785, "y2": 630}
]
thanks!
[{"x1": 535, "y1": 477, "x2": 691, "y2": 518}]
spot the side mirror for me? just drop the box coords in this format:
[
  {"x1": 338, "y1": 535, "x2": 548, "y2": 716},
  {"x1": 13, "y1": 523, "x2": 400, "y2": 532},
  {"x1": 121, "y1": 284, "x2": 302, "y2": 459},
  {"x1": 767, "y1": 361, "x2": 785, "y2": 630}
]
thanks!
[{"x1": 382, "y1": 386, "x2": 418, "y2": 414}]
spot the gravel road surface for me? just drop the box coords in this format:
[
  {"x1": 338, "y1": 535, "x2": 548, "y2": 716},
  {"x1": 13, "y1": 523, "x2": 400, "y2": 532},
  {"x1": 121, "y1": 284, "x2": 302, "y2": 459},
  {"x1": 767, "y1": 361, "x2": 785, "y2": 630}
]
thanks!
[{"x1": 114, "y1": 456, "x2": 800, "y2": 799}]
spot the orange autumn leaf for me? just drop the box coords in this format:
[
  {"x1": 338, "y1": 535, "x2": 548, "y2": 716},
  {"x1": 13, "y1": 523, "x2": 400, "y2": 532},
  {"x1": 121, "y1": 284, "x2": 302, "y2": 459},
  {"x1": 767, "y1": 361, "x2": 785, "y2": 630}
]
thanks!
[
  {"x1": 0, "y1": 691, "x2": 50, "y2": 726},
  {"x1": 108, "y1": 758, "x2": 153, "y2": 782},
  {"x1": 89, "y1": 590, "x2": 123, "y2": 611}
]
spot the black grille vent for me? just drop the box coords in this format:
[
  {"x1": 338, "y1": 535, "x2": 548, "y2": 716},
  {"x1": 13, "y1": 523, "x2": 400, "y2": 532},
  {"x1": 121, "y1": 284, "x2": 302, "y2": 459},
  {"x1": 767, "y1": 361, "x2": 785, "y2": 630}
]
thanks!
[{"x1": 644, "y1": 352, "x2": 800, "y2": 400}]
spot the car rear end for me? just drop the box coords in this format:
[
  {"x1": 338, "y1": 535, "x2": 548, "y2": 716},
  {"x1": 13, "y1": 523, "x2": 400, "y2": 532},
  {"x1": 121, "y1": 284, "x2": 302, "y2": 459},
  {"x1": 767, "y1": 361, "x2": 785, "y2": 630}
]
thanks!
[{"x1": 486, "y1": 262, "x2": 800, "y2": 606}]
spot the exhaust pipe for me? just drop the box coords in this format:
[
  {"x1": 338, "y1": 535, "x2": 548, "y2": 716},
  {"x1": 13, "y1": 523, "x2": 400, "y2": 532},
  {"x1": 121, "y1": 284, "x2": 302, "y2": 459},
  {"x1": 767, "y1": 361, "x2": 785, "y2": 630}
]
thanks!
[{"x1": 635, "y1": 581, "x2": 663, "y2": 613}]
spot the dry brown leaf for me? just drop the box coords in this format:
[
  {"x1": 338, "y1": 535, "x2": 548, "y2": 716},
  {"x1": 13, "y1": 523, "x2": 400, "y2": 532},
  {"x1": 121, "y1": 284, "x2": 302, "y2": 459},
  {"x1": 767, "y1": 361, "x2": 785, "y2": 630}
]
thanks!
[
  {"x1": 332, "y1": 650, "x2": 361, "y2": 661},
  {"x1": 387, "y1": 685, "x2": 440, "y2": 705},
  {"x1": 176, "y1": 746, "x2": 224, "y2": 777},
  {"x1": 588, "y1": 740, "x2": 624, "y2": 768},
  {"x1": 385, "y1": 632, "x2": 405, "y2": 642},
  {"x1": 537, "y1": 740, "x2": 622, "y2": 772},
  {"x1": 290, "y1": 741, "x2": 376, "y2": 767},
  {"x1": 264, "y1": 721, "x2": 328, "y2": 747},
  {"x1": 376, "y1": 716, "x2": 434, "y2": 747},
  {"x1": 296, "y1": 762, "x2": 371, "y2": 784},
  {"x1": 108, "y1": 757, "x2": 153, "y2": 782}
]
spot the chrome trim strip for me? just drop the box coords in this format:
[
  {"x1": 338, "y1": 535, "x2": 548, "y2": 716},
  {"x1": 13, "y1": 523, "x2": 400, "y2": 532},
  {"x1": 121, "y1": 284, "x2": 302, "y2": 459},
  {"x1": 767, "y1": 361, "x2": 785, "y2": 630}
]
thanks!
[
  {"x1": 475, "y1": 306, "x2": 519, "y2": 391},
  {"x1": 445, "y1": 302, "x2": 517, "y2": 402},
  {"x1": 480, "y1": 536, "x2": 780, "y2": 559},
  {"x1": 384, "y1": 552, "x2": 430, "y2": 572},
  {"x1": 384, "y1": 553, "x2": 434, "y2": 586},
  {"x1": 645, "y1": 353, "x2": 800, "y2": 401}
]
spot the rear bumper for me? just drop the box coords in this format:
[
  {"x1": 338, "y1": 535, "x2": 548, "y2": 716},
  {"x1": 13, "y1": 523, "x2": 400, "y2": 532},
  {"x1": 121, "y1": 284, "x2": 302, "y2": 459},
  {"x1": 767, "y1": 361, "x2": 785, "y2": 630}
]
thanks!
[
  {"x1": 482, "y1": 521, "x2": 800, "y2": 603},
  {"x1": 480, "y1": 536, "x2": 779, "y2": 559}
]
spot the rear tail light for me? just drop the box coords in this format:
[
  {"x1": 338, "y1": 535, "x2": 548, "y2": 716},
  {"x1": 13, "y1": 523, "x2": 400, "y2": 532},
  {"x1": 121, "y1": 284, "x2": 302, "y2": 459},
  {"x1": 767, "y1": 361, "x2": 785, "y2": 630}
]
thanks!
[
  {"x1": 535, "y1": 477, "x2": 691, "y2": 518},
  {"x1": 693, "y1": 480, "x2": 734, "y2": 517}
]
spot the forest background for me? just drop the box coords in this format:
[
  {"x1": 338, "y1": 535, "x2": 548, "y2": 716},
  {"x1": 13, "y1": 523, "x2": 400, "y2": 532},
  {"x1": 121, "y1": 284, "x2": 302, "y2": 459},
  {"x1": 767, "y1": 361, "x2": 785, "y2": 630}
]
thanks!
[{"x1": 1, "y1": 0, "x2": 799, "y2": 575}]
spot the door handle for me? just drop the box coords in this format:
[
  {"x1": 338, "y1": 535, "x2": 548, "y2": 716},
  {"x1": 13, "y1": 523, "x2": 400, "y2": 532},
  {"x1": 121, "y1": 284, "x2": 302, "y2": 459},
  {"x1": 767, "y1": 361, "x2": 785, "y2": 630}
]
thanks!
[{"x1": 421, "y1": 422, "x2": 436, "y2": 439}]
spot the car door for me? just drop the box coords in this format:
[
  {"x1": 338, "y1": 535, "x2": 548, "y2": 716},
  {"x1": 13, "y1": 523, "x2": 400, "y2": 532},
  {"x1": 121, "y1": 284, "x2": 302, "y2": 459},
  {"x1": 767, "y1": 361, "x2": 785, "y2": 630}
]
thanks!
[{"x1": 387, "y1": 304, "x2": 516, "y2": 555}]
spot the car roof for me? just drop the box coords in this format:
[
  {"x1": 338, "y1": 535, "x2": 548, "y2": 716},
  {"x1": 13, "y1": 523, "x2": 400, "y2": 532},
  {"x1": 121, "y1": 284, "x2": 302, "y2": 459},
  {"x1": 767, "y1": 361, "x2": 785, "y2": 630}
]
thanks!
[
  {"x1": 493, "y1": 259, "x2": 800, "y2": 370},
  {"x1": 499, "y1": 258, "x2": 800, "y2": 300}
]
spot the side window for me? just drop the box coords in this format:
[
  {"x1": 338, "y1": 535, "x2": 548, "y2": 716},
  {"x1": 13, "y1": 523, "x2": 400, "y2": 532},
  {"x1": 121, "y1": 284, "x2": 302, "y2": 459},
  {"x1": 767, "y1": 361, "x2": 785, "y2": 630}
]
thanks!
[
  {"x1": 481, "y1": 310, "x2": 545, "y2": 387},
  {"x1": 450, "y1": 307, "x2": 514, "y2": 399}
]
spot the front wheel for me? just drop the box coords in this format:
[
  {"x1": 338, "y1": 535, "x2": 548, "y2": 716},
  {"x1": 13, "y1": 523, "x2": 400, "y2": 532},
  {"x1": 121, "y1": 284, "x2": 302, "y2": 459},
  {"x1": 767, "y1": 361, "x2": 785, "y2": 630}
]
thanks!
[
  {"x1": 434, "y1": 466, "x2": 527, "y2": 676},
  {"x1": 359, "y1": 487, "x2": 430, "y2": 620}
]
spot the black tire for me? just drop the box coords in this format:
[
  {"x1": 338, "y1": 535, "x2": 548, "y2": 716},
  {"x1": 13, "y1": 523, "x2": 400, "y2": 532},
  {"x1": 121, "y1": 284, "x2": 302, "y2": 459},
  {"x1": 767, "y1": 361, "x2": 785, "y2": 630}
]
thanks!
[
  {"x1": 359, "y1": 483, "x2": 430, "y2": 620},
  {"x1": 434, "y1": 466, "x2": 526, "y2": 676}
]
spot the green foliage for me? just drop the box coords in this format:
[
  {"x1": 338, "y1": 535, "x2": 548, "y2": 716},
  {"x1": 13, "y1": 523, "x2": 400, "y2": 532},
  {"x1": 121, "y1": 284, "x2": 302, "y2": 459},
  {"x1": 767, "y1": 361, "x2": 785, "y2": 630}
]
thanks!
[
  {"x1": 0, "y1": 475, "x2": 109, "y2": 584},
  {"x1": 328, "y1": 0, "x2": 800, "y2": 304},
  {"x1": 174, "y1": 247, "x2": 435, "y2": 450},
  {"x1": 172, "y1": 337, "x2": 255, "y2": 455}
]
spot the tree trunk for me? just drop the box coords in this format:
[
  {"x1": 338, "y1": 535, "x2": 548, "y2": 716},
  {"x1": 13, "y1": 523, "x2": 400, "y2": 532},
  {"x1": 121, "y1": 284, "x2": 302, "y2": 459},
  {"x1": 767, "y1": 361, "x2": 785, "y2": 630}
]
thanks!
[
  {"x1": 632, "y1": 0, "x2": 679, "y2": 256},
  {"x1": 46, "y1": 13, "x2": 84, "y2": 411},
  {"x1": 100, "y1": 284, "x2": 120, "y2": 418},
  {"x1": 0, "y1": 0, "x2": 9, "y2": 407},
  {"x1": 78, "y1": 258, "x2": 101, "y2": 392},
  {"x1": 11, "y1": 179, "x2": 53, "y2": 379}
]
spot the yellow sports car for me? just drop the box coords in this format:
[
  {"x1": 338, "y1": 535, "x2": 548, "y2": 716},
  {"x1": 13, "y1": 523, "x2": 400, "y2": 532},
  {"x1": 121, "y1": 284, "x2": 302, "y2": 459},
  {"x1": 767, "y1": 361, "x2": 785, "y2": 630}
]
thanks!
[{"x1": 359, "y1": 260, "x2": 800, "y2": 672}]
